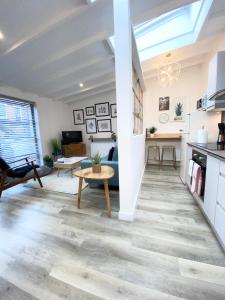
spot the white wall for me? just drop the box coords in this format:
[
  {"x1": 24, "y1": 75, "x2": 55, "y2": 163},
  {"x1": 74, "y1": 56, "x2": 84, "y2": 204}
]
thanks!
[
  {"x1": 143, "y1": 64, "x2": 206, "y2": 133},
  {"x1": 0, "y1": 85, "x2": 71, "y2": 157},
  {"x1": 68, "y1": 90, "x2": 117, "y2": 156},
  {"x1": 114, "y1": 0, "x2": 145, "y2": 221}
]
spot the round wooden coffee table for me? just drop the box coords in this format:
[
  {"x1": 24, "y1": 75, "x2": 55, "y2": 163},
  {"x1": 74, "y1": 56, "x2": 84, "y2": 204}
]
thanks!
[{"x1": 74, "y1": 166, "x2": 115, "y2": 218}]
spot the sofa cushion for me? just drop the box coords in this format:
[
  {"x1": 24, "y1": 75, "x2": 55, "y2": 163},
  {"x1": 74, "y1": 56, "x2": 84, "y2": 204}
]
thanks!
[
  {"x1": 112, "y1": 147, "x2": 118, "y2": 161},
  {"x1": 108, "y1": 147, "x2": 115, "y2": 161}
]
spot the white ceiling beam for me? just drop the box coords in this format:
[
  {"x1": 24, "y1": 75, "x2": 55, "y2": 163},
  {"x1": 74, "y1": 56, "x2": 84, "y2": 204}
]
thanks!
[
  {"x1": 55, "y1": 77, "x2": 115, "y2": 101},
  {"x1": 66, "y1": 85, "x2": 116, "y2": 104},
  {"x1": 48, "y1": 68, "x2": 114, "y2": 99},
  {"x1": 61, "y1": 82, "x2": 115, "y2": 103}
]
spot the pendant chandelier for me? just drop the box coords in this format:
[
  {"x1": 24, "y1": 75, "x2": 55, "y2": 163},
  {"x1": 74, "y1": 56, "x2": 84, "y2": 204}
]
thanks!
[{"x1": 158, "y1": 53, "x2": 181, "y2": 87}]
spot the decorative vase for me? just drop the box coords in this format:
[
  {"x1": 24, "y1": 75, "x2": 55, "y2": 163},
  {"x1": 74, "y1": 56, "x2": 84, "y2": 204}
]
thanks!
[
  {"x1": 92, "y1": 164, "x2": 102, "y2": 173},
  {"x1": 150, "y1": 133, "x2": 155, "y2": 138}
]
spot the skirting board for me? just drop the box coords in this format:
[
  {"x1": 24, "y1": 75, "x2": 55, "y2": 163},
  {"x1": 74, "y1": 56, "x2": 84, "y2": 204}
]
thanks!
[{"x1": 118, "y1": 164, "x2": 145, "y2": 222}]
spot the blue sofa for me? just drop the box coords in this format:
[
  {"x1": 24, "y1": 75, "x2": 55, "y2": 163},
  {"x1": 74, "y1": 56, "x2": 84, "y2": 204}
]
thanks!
[{"x1": 80, "y1": 155, "x2": 119, "y2": 188}]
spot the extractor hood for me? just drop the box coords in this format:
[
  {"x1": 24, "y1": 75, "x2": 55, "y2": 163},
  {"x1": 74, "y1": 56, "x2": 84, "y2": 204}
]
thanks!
[
  {"x1": 207, "y1": 51, "x2": 225, "y2": 111},
  {"x1": 207, "y1": 88, "x2": 225, "y2": 111}
]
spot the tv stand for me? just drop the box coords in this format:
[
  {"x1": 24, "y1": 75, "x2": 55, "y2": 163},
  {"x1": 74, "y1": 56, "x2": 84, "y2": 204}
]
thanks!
[{"x1": 62, "y1": 143, "x2": 86, "y2": 157}]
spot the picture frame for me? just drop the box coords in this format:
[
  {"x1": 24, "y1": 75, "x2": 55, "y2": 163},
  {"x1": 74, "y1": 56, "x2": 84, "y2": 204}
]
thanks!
[
  {"x1": 73, "y1": 109, "x2": 84, "y2": 125},
  {"x1": 110, "y1": 103, "x2": 117, "y2": 118},
  {"x1": 97, "y1": 119, "x2": 112, "y2": 132},
  {"x1": 85, "y1": 106, "x2": 95, "y2": 116},
  {"x1": 95, "y1": 102, "x2": 109, "y2": 117},
  {"x1": 159, "y1": 96, "x2": 170, "y2": 111},
  {"x1": 86, "y1": 118, "x2": 97, "y2": 134}
]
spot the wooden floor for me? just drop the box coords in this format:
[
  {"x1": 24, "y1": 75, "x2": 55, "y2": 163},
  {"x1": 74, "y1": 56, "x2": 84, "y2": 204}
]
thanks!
[{"x1": 0, "y1": 166, "x2": 225, "y2": 300}]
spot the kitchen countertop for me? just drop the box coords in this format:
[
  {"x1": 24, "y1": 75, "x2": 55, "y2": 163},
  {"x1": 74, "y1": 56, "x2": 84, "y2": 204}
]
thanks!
[{"x1": 187, "y1": 142, "x2": 225, "y2": 162}]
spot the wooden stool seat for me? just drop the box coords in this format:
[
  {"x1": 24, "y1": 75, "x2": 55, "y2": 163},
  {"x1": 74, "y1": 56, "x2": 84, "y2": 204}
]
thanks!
[
  {"x1": 161, "y1": 145, "x2": 176, "y2": 169},
  {"x1": 147, "y1": 145, "x2": 160, "y2": 166}
]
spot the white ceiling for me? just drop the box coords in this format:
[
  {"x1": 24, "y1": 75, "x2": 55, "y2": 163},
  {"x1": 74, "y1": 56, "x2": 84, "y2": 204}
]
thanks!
[{"x1": 0, "y1": 0, "x2": 224, "y2": 103}]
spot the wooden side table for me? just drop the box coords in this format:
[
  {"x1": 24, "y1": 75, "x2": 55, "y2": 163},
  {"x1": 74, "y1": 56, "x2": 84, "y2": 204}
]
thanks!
[{"x1": 74, "y1": 166, "x2": 115, "y2": 218}]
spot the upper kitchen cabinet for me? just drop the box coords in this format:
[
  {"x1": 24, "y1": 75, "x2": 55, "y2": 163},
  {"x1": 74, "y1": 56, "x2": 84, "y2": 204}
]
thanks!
[{"x1": 207, "y1": 51, "x2": 225, "y2": 98}]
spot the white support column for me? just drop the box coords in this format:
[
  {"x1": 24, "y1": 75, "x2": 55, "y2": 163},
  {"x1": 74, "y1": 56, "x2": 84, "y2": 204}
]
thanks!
[{"x1": 114, "y1": 0, "x2": 134, "y2": 221}]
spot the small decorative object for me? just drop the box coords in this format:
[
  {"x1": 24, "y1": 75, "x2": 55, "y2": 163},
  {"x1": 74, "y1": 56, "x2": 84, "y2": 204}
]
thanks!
[
  {"x1": 43, "y1": 155, "x2": 54, "y2": 168},
  {"x1": 95, "y1": 102, "x2": 109, "y2": 117},
  {"x1": 149, "y1": 126, "x2": 157, "y2": 138},
  {"x1": 159, "y1": 113, "x2": 169, "y2": 124},
  {"x1": 73, "y1": 109, "x2": 84, "y2": 125},
  {"x1": 110, "y1": 103, "x2": 117, "y2": 118},
  {"x1": 85, "y1": 106, "x2": 95, "y2": 116},
  {"x1": 89, "y1": 135, "x2": 94, "y2": 142},
  {"x1": 92, "y1": 152, "x2": 102, "y2": 173},
  {"x1": 111, "y1": 131, "x2": 117, "y2": 142},
  {"x1": 159, "y1": 96, "x2": 170, "y2": 111},
  {"x1": 51, "y1": 138, "x2": 61, "y2": 159},
  {"x1": 174, "y1": 102, "x2": 183, "y2": 121},
  {"x1": 97, "y1": 119, "x2": 112, "y2": 132},
  {"x1": 86, "y1": 118, "x2": 97, "y2": 134}
]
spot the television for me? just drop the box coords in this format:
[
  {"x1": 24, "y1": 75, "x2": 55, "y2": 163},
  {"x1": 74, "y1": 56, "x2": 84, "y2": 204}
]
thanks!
[{"x1": 62, "y1": 131, "x2": 82, "y2": 144}]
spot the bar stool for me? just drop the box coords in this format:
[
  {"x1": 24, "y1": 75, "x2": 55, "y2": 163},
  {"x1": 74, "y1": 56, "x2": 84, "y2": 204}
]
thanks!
[
  {"x1": 147, "y1": 145, "x2": 160, "y2": 166},
  {"x1": 161, "y1": 145, "x2": 176, "y2": 169}
]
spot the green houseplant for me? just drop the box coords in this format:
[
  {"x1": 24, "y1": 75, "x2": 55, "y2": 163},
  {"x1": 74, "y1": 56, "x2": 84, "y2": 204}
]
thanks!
[
  {"x1": 91, "y1": 152, "x2": 102, "y2": 173},
  {"x1": 51, "y1": 138, "x2": 61, "y2": 157},
  {"x1": 149, "y1": 126, "x2": 157, "y2": 137},
  {"x1": 43, "y1": 155, "x2": 54, "y2": 168}
]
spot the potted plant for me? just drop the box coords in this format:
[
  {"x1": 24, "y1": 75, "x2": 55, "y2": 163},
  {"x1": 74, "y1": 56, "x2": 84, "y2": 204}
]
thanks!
[
  {"x1": 43, "y1": 155, "x2": 54, "y2": 168},
  {"x1": 111, "y1": 131, "x2": 117, "y2": 142},
  {"x1": 174, "y1": 102, "x2": 183, "y2": 120},
  {"x1": 51, "y1": 138, "x2": 62, "y2": 159},
  {"x1": 92, "y1": 152, "x2": 102, "y2": 173},
  {"x1": 149, "y1": 126, "x2": 157, "y2": 138}
]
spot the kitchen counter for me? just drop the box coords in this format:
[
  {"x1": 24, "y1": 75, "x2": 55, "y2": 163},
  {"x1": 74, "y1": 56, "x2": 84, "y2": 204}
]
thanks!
[{"x1": 187, "y1": 142, "x2": 225, "y2": 162}]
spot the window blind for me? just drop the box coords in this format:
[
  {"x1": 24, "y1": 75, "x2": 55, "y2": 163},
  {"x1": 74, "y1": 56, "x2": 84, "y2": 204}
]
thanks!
[{"x1": 0, "y1": 96, "x2": 40, "y2": 164}]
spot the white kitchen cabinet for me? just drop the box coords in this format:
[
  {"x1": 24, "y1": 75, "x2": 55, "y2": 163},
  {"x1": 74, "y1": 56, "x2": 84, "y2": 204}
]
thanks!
[
  {"x1": 214, "y1": 203, "x2": 225, "y2": 247},
  {"x1": 217, "y1": 161, "x2": 225, "y2": 210},
  {"x1": 214, "y1": 161, "x2": 225, "y2": 247},
  {"x1": 203, "y1": 155, "x2": 220, "y2": 224}
]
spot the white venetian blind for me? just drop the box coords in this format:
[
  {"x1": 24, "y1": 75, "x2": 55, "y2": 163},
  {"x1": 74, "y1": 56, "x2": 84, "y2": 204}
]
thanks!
[{"x1": 0, "y1": 96, "x2": 40, "y2": 164}]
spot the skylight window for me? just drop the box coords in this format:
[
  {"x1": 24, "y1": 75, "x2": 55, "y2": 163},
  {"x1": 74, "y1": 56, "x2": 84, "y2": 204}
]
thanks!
[
  {"x1": 135, "y1": 0, "x2": 213, "y2": 61},
  {"x1": 108, "y1": 0, "x2": 213, "y2": 62}
]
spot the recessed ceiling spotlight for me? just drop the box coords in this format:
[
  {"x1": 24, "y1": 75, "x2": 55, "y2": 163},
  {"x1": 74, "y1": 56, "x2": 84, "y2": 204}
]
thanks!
[
  {"x1": 0, "y1": 31, "x2": 4, "y2": 40},
  {"x1": 79, "y1": 83, "x2": 84, "y2": 87},
  {"x1": 86, "y1": 0, "x2": 96, "y2": 4}
]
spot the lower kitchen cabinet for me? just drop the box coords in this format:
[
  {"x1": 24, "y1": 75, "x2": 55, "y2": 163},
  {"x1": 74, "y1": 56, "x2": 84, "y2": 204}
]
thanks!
[
  {"x1": 215, "y1": 203, "x2": 225, "y2": 246},
  {"x1": 203, "y1": 155, "x2": 220, "y2": 224}
]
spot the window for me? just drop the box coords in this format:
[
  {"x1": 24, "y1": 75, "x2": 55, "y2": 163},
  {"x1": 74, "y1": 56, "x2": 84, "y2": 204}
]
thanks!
[{"x1": 0, "y1": 96, "x2": 40, "y2": 164}]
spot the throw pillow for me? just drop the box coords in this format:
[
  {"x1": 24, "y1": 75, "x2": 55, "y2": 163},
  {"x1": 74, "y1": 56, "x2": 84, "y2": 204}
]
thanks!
[
  {"x1": 108, "y1": 147, "x2": 115, "y2": 161},
  {"x1": 112, "y1": 147, "x2": 118, "y2": 161}
]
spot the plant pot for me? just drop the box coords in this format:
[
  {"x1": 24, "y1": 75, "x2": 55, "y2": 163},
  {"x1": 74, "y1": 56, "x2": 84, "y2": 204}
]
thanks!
[
  {"x1": 92, "y1": 164, "x2": 101, "y2": 173},
  {"x1": 45, "y1": 161, "x2": 53, "y2": 168},
  {"x1": 150, "y1": 133, "x2": 155, "y2": 138}
]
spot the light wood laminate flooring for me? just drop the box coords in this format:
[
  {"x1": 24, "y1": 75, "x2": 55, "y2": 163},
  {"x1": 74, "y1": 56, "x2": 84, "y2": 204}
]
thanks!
[{"x1": 0, "y1": 166, "x2": 225, "y2": 300}]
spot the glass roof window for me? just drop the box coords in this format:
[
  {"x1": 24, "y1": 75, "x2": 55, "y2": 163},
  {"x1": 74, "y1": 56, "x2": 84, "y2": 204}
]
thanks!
[
  {"x1": 108, "y1": 0, "x2": 213, "y2": 62},
  {"x1": 135, "y1": 0, "x2": 213, "y2": 61}
]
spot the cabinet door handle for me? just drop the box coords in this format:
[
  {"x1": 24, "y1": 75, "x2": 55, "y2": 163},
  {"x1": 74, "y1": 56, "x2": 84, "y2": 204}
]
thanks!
[{"x1": 219, "y1": 172, "x2": 225, "y2": 178}]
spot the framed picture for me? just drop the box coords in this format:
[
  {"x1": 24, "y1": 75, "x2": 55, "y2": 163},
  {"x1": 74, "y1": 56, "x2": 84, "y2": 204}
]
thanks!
[
  {"x1": 110, "y1": 103, "x2": 117, "y2": 118},
  {"x1": 95, "y1": 102, "x2": 109, "y2": 117},
  {"x1": 86, "y1": 118, "x2": 97, "y2": 134},
  {"x1": 73, "y1": 109, "x2": 84, "y2": 125},
  {"x1": 159, "y1": 96, "x2": 170, "y2": 111},
  {"x1": 85, "y1": 106, "x2": 95, "y2": 116},
  {"x1": 97, "y1": 119, "x2": 112, "y2": 132}
]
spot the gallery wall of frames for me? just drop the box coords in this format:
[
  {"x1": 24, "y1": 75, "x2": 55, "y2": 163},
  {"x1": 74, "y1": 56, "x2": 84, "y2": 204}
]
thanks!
[
  {"x1": 70, "y1": 91, "x2": 117, "y2": 143},
  {"x1": 133, "y1": 67, "x2": 143, "y2": 135}
]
